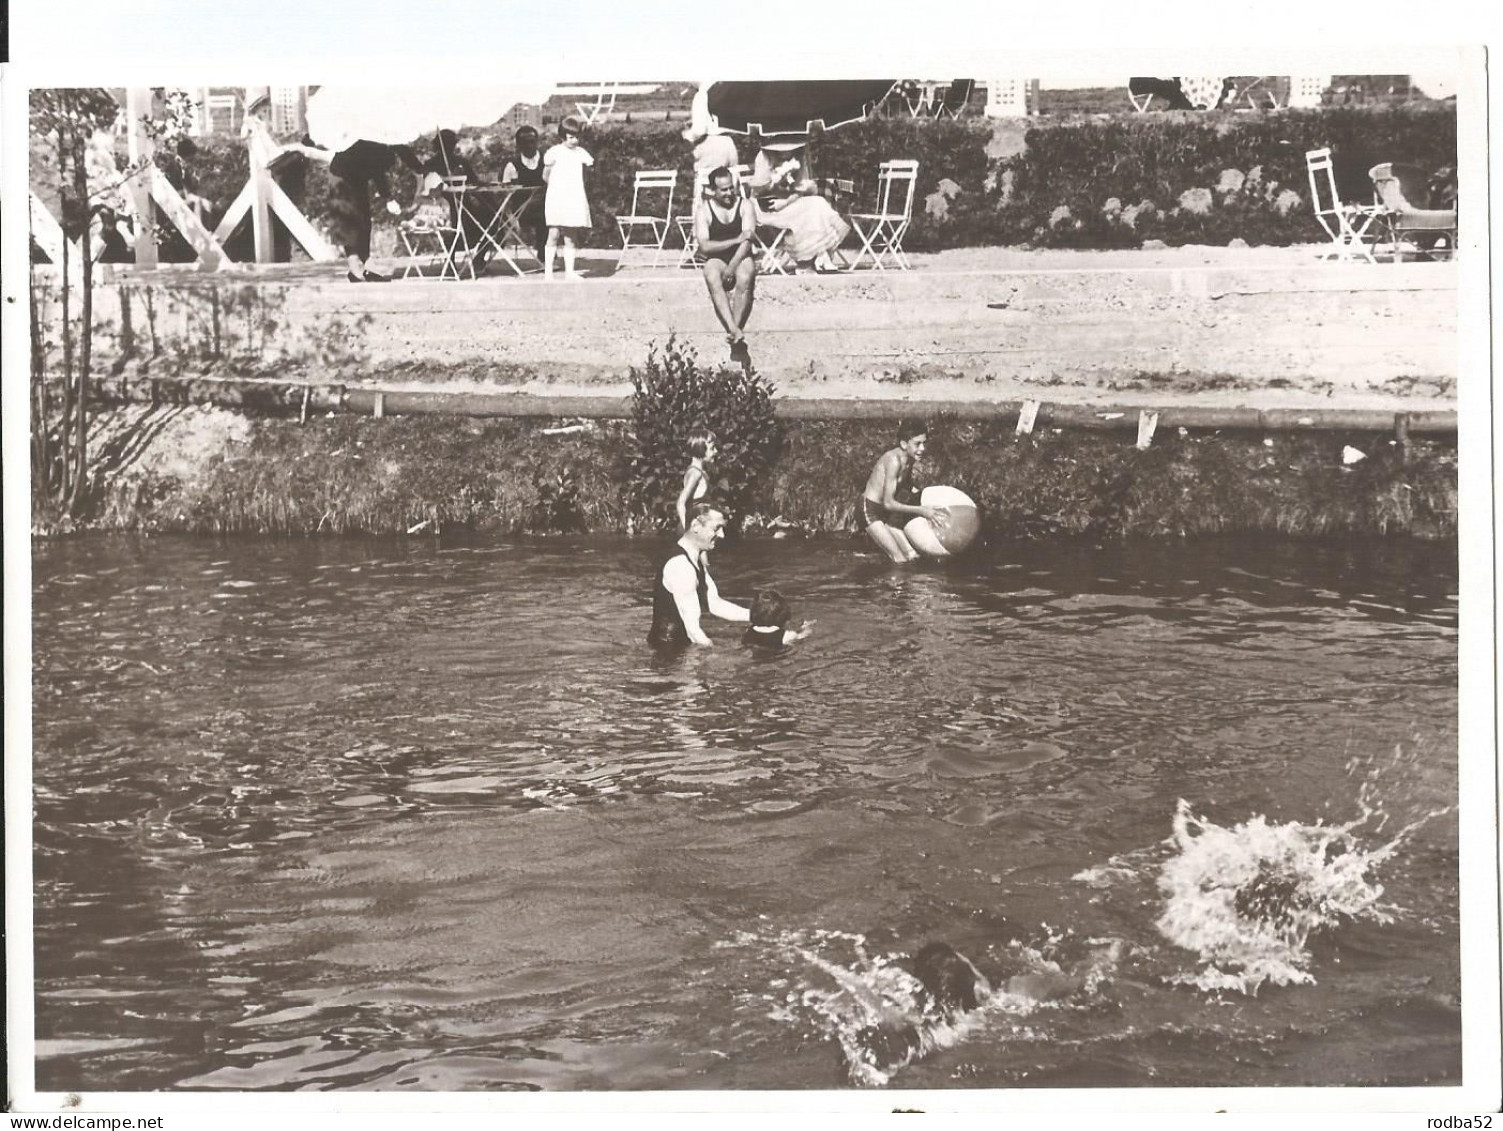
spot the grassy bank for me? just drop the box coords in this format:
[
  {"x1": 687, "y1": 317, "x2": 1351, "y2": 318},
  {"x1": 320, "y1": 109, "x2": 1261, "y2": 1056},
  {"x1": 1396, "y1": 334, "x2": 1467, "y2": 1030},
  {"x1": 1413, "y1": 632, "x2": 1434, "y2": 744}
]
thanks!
[{"x1": 70, "y1": 407, "x2": 1457, "y2": 540}]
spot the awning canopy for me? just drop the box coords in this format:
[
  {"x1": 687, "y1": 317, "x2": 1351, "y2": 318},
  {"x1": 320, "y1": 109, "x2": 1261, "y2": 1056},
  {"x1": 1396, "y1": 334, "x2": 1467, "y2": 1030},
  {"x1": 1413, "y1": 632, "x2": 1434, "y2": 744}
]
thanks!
[{"x1": 704, "y1": 80, "x2": 897, "y2": 138}]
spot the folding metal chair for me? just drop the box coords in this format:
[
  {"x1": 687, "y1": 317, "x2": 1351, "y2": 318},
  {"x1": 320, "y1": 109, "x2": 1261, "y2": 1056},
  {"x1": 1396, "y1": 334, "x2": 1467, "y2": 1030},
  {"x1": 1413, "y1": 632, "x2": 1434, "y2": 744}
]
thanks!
[
  {"x1": 1368, "y1": 163, "x2": 1457, "y2": 261},
  {"x1": 752, "y1": 222, "x2": 790, "y2": 274},
  {"x1": 675, "y1": 167, "x2": 719, "y2": 268},
  {"x1": 1304, "y1": 148, "x2": 1381, "y2": 263},
  {"x1": 616, "y1": 169, "x2": 677, "y2": 267},
  {"x1": 846, "y1": 159, "x2": 919, "y2": 271},
  {"x1": 400, "y1": 175, "x2": 471, "y2": 279}
]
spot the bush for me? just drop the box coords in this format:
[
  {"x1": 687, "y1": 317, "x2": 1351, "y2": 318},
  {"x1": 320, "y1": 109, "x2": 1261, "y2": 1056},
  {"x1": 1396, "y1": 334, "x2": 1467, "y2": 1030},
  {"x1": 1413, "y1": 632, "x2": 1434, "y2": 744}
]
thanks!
[
  {"x1": 36, "y1": 104, "x2": 1456, "y2": 259},
  {"x1": 627, "y1": 336, "x2": 783, "y2": 530},
  {"x1": 991, "y1": 106, "x2": 1457, "y2": 248}
]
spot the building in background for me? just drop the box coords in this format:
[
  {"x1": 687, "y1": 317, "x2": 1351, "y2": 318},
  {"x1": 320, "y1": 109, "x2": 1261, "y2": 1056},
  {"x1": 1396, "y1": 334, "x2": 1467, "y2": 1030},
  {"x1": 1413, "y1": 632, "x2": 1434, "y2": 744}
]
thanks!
[
  {"x1": 183, "y1": 87, "x2": 312, "y2": 138},
  {"x1": 497, "y1": 102, "x2": 543, "y2": 134}
]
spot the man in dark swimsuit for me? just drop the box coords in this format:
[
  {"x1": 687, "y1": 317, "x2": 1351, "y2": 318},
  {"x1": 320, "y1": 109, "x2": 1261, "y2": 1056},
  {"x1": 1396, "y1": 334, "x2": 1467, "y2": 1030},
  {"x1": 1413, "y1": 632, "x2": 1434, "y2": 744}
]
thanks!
[
  {"x1": 693, "y1": 166, "x2": 757, "y2": 357},
  {"x1": 648, "y1": 501, "x2": 750, "y2": 648}
]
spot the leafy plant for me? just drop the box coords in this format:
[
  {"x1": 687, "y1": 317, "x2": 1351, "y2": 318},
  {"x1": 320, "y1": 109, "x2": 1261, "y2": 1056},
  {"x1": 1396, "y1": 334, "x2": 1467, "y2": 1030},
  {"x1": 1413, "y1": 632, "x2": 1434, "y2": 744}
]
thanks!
[
  {"x1": 525, "y1": 465, "x2": 586, "y2": 534},
  {"x1": 626, "y1": 336, "x2": 783, "y2": 530}
]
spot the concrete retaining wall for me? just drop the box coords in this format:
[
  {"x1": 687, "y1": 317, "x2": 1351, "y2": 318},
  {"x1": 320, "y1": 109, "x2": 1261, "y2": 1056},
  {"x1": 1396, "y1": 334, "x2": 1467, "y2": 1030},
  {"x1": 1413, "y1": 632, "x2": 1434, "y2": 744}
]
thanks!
[{"x1": 44, "y1": 258, "x2": 1456, "y2": 400}]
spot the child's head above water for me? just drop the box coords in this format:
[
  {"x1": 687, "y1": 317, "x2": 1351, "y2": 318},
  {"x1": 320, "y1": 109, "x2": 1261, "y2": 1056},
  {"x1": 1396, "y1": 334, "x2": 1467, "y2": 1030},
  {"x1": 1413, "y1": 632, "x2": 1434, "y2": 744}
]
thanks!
[{"x1": 749, "y1": 588, "x2": 791, "y2": 632}]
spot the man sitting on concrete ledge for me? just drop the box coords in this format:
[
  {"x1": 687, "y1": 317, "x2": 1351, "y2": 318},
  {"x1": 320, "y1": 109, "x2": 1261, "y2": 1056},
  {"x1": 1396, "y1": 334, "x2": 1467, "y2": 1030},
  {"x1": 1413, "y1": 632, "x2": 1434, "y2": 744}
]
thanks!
[{"x1": 693, "y1": 167, "x2": 757, "y2": 360}]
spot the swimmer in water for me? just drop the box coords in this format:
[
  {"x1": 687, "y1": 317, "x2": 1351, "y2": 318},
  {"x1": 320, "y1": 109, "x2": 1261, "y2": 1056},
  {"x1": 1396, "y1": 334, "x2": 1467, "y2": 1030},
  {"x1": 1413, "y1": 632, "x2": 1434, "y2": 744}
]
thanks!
[
  {"x1": 742, "y1": 588, "x2": 815, "y2": 650},
  {"x1": 860, "y1": 421, "x2": 948, "y2": 563},
  {"x1": 852, "y1": 939, "x2": 1122, "y2": 1076},
  {"x1": 676, "y1": 429, "x2": 717, "y2": 532}
]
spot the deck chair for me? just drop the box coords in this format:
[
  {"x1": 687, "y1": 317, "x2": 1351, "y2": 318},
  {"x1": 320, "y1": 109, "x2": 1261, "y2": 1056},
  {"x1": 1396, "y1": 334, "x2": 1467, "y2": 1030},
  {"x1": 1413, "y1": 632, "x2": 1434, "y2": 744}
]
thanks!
[
  {"x1": 576, "y1": 82, "x2": 618, "y2": 125},
  {"x1": 933, "y1": 79, "x2": 975, "y2": 119},
  {"x1": 1128, "y1": 77, "x2": 1189, "y2": 112},
  {"x1": 1368, "y1": 162, "x2": 1457, "y2": 261},
  {"x1": 900, "y1": 81, "x2": 934, "y2": 117},
  {"x1": 1304, "y1": 148, "x2": 1381, "y2": 263},
  {"x1": 674, "y1": 171, "x2": 707, "y2": 268},
  {"x1": 400, "y1": 175, "x2": 471, "y2": 279},
  {"x1": 615, "y1": 169, "x2": 677, "y2": 267},
  {"x1": 1234, "y1": 76, "x2": 1285, "y2": 111},
  {"x1": 846, "y1": 159, "x2": 919, "y2": 271},
  {"x1": 741, "y1": 164, "x2": 793, "y2": 275}
]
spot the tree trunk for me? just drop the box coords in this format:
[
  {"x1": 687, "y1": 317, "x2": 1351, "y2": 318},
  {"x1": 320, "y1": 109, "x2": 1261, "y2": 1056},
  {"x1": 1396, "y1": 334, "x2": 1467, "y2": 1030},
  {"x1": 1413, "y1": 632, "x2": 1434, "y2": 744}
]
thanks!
[
  {"x1": 29, "y1": 266, "x2": 50, "y2": 491},
  {"x1": 57, "y1": 129, "x2": 75, "y2": 507},
  {"x1": 70, "y1": 131, "x2": 94, "y2": 515}
]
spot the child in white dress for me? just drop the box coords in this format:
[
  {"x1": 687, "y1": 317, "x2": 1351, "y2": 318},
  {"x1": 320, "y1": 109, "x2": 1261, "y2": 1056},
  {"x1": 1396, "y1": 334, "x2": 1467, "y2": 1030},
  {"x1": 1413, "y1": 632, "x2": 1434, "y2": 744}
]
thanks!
[{"x1": 542, "y1": 117, "x2": 594, "y2": 281}]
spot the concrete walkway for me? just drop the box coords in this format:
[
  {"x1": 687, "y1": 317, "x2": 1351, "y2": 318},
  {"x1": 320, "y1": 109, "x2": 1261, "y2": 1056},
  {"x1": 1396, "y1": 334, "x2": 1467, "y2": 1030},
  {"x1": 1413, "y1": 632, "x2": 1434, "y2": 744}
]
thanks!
[{"x1": 85, "y1": 244, "x2": 1457, "y2": 413}]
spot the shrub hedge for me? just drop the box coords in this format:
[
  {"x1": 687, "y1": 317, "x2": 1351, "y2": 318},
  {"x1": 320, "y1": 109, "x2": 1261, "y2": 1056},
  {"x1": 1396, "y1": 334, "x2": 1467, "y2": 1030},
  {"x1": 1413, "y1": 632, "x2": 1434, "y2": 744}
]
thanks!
[
  {"x1": 627, "y1": 337, "x2": 784, "y2": 531},
  {"x1": 43, "y1": 104, "x2": 1455, "y2": 257}
]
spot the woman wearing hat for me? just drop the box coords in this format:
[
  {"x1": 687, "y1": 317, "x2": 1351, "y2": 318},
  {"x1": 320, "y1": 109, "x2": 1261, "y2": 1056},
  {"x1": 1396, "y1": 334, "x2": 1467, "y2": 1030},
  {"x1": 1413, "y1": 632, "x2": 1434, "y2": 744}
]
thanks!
[{"x1": 748, "y1": 139, "x2": 848, "y2": 273}]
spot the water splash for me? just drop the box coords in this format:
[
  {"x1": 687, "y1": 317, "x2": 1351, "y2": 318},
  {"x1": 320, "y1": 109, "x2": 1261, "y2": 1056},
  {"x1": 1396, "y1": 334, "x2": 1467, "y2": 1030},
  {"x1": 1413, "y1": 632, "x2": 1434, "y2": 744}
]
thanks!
[
  {"x1": 1155, "y1": 783, "x2": 1447, "y2": 995},
  {"x1": 723, "y1": 926, "x2": 1122, "y2": 1086}
]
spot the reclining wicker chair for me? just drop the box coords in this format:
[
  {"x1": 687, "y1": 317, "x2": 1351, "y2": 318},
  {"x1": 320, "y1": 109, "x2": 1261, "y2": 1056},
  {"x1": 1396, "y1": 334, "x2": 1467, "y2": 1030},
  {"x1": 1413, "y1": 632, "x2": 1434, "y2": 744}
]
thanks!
[{"x1": 1368, "y1": 162, "x2": 1458, "y2": 261}]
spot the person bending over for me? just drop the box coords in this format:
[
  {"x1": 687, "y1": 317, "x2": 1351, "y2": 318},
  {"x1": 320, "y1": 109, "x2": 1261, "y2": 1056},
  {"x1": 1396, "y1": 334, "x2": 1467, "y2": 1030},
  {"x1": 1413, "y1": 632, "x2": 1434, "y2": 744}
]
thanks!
[
  {"x1": 693, "y1": 166, "x2": 757, "y2": 358},
  {"x1": 860, "y1": 421, "x2": 947, "y2": 563},
  {"x1": 648, "y1": 502, "x2": 750, "y2": 649}
]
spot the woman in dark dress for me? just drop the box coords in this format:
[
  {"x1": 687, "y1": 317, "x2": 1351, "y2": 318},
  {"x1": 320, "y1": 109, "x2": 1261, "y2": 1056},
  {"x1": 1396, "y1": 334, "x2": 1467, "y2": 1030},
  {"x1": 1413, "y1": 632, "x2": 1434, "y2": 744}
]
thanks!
[{"x1": 292, "y1": 137, "x2": 422, "y2": 281}]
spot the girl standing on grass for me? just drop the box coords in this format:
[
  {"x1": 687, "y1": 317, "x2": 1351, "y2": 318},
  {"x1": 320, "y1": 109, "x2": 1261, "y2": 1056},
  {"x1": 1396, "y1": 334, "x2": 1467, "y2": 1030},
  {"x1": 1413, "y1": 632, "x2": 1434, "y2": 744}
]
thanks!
[
  {"x1": 542, "y1": 117, "x2": 594, "y2": 281},
  {"x1": 676, "y1": 430, "x2": 717, "y2": 531}
]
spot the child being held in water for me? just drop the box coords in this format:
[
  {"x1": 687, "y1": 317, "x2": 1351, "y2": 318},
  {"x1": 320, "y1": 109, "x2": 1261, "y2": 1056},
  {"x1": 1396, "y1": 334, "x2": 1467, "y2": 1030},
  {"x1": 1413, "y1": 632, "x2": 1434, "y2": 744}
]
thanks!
[{"x1": 742, "y1": 588, "x2": 814, "y2": 649}]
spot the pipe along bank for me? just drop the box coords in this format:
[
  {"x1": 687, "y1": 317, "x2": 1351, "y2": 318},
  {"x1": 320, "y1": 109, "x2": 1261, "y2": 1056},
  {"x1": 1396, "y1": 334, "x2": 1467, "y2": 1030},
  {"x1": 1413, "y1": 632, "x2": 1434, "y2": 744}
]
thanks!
[{"x1": 91, "y1": 374, "x2": 1456, "y2": 444}]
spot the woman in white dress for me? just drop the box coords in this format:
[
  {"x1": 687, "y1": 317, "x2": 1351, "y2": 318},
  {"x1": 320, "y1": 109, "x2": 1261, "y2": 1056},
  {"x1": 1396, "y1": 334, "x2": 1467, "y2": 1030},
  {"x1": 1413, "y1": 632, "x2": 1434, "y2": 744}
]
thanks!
[
  {"x1": 542, "y1": 116, "x2": 595, "y2": 281},
  {"x1": 748, "y1": 141, "x2": 849, "y2": 273}
]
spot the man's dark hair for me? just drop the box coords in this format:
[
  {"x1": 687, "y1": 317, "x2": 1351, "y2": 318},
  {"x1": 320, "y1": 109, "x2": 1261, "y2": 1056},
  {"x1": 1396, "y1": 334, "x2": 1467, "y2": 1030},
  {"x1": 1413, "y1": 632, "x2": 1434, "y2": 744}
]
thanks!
[
  {"x1": 515, "y1": 125, "x2": 538, "y2": 140},
  {"x1": 708, "y1": 165, "x2": 735, "y2": 188},
  {"x1": 898, "y1": 419, "x2": 931, "y2": 442}
]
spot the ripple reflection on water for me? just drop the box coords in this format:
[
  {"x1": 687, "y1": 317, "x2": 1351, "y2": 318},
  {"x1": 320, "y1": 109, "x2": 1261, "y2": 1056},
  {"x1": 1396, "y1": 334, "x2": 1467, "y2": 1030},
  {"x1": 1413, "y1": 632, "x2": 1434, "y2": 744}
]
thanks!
[{"x1": 31, "y1": 534, "x2": 1459, "y2": 1090}]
